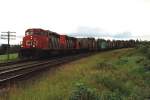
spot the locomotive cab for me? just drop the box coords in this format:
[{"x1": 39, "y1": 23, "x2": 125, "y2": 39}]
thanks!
[
  {"x1": 20, "y1": 28, "x2": 49, "y2": 58},
  {"x1": 22, "y1": 29, "x2": 49, "y2": 49}
]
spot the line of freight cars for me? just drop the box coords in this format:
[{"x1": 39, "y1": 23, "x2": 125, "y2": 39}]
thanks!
[{"x1": 19, "y1": 28, "x2": 136, "y2": 58}]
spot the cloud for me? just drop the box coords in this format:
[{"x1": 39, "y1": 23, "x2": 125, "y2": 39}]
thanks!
[
  {"x1": 68, "y1": 26, "x2": 110, "y2": 38},
  {"x1": 112, "y1": 32, "x2": 132, "y2": 40},
  {"x1": 68, "y1": 26, "x2": 135, "y2": 40}
]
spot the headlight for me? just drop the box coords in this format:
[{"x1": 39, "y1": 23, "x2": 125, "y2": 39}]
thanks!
[{"x1": 33, "y1": 45, "x2": 35, "y2": 47}]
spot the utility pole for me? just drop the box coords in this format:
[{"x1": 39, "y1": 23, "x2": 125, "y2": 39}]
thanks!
[{"x1": 1, "y1": 31, "x2": 16, "y2": 61}]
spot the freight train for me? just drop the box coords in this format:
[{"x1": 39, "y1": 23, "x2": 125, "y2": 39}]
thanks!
[{"x1": 19, "y1": 28, "x2": 136, "y2": 58}]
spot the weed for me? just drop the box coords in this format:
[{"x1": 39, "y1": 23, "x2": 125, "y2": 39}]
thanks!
[
  {"x1": 95, "y1": 62, "x2": 114, "y2": 70},
  {"x1": 0, "y1": 53, "x2": 18, "y2": 63},
  {"x1": 94, "y1": 75, "x2": 131, "y2": 96},
  {"x1": 100, "y1": 90, "x2": 122, "y2": 100},
  {"x1": 136, "y1": 58, "x2": 144, "y2": 64},
  {"x1": 2, "y1": 48, "x2": 149, "y2": 100},
  {"x1": 116, "y1": 57, "x2": 128, "y2": 65},
  {"x1": 137, "y1": 42, "x2": 150, "y2": 59},
  {"x1": 69, "y1": 82, "x2": 100, "y2": 100}
]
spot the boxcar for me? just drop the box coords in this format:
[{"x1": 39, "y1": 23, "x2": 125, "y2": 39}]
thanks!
[
  {"x1": 66, "y1": 36, "x2": 76, "y2": 49},
  {"x1": 77, "y1": 38, "x2": 89, "y2": 51},
  {"x1": 97, "y1": 39, "x2": 108, "y2": 50},
  {"x1": 88, "y1": 38, "x2": 97, "y2": 51}
]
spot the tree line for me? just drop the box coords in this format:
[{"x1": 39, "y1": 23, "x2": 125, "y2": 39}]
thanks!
[{"x1": 0, "y1": 44, "x2": 20, "y2": 55}]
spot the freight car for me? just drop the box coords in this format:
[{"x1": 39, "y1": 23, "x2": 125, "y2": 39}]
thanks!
[
  {"x1": 97, "y1": 39, "x2": 108, "y2": 50},
  {"x1": 20, "y1": 28, "x2": 136, "y2": 58}
]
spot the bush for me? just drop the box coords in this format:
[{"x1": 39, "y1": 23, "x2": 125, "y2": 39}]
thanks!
[
  {"x1": 94, "y1": 75, "x2": 131, "y2": 96},
  {"x1": 116, "y1": 58, "x2": 128, "y2": 65},
  {"x1": 137, "y1": 41, "x2": 150, "y2": 59},
  {"x1": 95, "y1": 62, "x2": 114, "y2": 70},
  {"x1": 100, "y1": 91, "x2": 122, "y2": 100},
  {"x1": 69, "y1": 82, "x2": 100, "y2": 100}
]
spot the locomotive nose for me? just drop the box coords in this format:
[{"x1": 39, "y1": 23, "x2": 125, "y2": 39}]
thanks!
[{"x1": 25, "y1": 35, "x2": 38, "y2": 48}]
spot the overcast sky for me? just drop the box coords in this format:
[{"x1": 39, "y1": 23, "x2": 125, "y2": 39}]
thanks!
[{"x1": 0, "y1": 0, "x2": 150, "y2": 44}]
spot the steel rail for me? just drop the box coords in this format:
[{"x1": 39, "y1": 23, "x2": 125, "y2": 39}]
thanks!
[{"x1": 0, "y1": 53, "x2": 91, "y2": 83}]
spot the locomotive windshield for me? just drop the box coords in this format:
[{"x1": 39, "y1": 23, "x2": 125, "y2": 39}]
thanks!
[
  {"x1": 26, "y1": 32, "x2": 34, "y2": 35},
  {"x1": 25, "y1": 31, "x2": 42, "y2": 35},
  {"x1": 25, "y1": 29, "x2": 46, "y2": 36}
]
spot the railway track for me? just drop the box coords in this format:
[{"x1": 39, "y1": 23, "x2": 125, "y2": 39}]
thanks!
[
  {"x1": 0, "y1": 53, "x2": 92, "y2": 84},
  {"x1": 0, "y1": 58, "x2": 39, "y2": 67}
]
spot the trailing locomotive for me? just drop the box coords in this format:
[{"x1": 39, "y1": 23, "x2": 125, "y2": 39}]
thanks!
[{"x1": 19, "y1": 28, "x2": 136, "y2": 58}]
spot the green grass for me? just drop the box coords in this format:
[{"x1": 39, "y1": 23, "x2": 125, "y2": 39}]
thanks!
[
  {"x1": 0, "y1": 53, "x2": 18, "y2": 63},
  {"x1": 1, "y1": 48, "x2": 150, "y2": 100}
]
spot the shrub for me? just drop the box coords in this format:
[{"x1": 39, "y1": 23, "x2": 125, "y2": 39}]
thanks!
[
  {"x1": 137, "y1": 41, "x2": 150, "y2": 59},
  {"x1": 95, "y1": 62, "x2": 114, "y2": 70},
  {"x1": 116, "y1": 58, "x2": 128, "y2": 65},
  {"x1": 100, "y1": 91, "x2": 122, "y2": 100},
  {"x1": 69, "y1": 82, "x2": 100, "y2": 100},
  {"x1": 94, "y1": 75, "x2": 131, "y2": 96}
]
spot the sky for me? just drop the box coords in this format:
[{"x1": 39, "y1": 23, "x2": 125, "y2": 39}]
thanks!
[{"x1": 0, "y1": 0, "x2": 150, "y2": 44}]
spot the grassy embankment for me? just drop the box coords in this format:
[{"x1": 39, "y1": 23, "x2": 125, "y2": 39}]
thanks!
[
  {"x1": 0, "y1": 53, "x2": 18, "y2": 63},
  {"x1": 1, "y1": 48, "x2": 150, "y2": 100}
]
